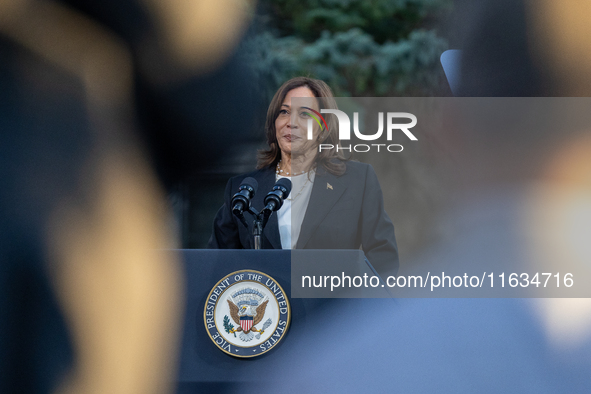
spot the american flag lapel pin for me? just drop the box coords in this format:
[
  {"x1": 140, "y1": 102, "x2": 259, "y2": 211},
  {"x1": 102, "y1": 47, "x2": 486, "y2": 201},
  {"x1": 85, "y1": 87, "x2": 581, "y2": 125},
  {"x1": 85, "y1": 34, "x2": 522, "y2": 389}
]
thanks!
[{"x1": 327, "y1": 183, "x2": 333, "y2": 190}]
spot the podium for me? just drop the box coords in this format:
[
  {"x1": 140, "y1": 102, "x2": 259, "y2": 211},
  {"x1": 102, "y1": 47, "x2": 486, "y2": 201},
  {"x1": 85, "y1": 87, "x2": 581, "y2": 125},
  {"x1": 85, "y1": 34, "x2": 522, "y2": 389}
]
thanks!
[{"x1": 175, "y1": 249, "x2": 392, "y2": 392}]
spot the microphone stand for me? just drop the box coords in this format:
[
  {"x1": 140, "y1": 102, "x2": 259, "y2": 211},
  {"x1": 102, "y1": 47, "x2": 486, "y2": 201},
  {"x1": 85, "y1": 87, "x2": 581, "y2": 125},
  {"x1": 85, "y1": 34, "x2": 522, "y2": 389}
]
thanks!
[
  {"x1": 248, "y1": 207, "x2": 264, "y2": 250},
  {"x1": 241, "y1": 207, "x2": 267, "y2": 250},
  {"x1": 234, "y1": 179, "x2": 290, "y2": 250}
]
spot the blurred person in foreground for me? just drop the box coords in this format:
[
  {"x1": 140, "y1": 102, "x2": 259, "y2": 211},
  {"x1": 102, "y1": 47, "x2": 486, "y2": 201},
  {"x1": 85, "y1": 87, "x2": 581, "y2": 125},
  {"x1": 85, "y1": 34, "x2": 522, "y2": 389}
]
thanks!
[
  {"x1": 242, "y1": 0, "x2": 591, "y2": 392},
  {"x1": 208, "y1": 77, "x2": 399, "y2": 276},
  {"x1": 0, "y1": 0, "x2": 257, "y2": 393}
]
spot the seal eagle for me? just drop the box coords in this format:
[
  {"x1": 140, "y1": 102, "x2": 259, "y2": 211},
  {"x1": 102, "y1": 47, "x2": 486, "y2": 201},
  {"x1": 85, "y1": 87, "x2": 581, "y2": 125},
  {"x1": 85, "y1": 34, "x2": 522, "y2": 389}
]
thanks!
[{"x1": 227, "y1": 299, "x2": 268, "y2": 341}]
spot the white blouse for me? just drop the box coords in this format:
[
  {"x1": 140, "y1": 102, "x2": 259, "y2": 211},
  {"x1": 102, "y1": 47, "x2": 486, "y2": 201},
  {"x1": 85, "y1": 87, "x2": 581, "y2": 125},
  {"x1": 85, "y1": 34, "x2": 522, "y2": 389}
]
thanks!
[{"x1": 276, "y1": 171, "x2": 316, "y2": 249}]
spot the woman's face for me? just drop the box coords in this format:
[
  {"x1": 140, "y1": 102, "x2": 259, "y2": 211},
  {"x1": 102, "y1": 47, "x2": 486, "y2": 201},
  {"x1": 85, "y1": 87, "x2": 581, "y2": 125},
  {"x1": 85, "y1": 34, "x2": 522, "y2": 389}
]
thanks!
[{"x1": 275, "y1": 86, "x2": 321, "y2": 158}]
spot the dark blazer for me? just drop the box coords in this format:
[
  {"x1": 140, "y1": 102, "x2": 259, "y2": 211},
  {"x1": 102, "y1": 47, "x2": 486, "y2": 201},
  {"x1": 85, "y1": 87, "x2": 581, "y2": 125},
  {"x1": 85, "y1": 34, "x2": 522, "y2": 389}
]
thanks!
[{"x1": 208, "y1": 161, "x2": 399, "y2": 275}]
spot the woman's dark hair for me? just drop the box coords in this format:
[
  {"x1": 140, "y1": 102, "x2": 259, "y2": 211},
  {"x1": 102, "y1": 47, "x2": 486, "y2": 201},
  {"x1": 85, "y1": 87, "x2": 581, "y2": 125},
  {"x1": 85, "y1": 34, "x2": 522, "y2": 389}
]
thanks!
[{"x1": 257, "y1": 77, "x2": 346, "y2": 176}]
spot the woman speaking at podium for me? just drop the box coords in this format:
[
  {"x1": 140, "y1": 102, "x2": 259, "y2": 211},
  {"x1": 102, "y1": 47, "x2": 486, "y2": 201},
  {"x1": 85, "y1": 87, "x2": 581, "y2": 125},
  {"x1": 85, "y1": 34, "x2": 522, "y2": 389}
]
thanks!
[{"x1": 208, "y1": 77, "x2": 398, "y2": 275}]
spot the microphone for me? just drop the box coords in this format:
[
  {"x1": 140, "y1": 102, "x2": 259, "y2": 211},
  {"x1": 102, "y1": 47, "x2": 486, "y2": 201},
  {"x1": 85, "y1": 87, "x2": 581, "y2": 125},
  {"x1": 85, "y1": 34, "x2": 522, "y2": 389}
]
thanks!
[
  {"x1": 263, "y1": 178, "x2": 292, "y2": 213},
  {"x1": 232, "y1": 177, "x2": 258, "y2": 227}
]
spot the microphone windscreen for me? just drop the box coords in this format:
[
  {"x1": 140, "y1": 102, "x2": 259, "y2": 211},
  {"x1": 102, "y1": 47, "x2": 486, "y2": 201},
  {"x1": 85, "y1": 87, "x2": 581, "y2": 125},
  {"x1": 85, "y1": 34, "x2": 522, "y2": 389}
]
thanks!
[
  {"x1": 275, "y1": 177, "x2": 292, "y2": 194},
  {"x1": 240, "y1": 177, "x2": 258, "y2": 193}
]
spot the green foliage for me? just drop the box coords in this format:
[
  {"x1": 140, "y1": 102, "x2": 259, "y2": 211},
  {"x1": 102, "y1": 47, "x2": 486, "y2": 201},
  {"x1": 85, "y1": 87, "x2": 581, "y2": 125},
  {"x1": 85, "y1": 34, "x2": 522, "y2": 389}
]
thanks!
[
  {"x1": 243, "y1": 0, "x2": 451, "y2": 97},
  {"x1": 223, "y1": 315, "x2": 236, "y2": 337}
]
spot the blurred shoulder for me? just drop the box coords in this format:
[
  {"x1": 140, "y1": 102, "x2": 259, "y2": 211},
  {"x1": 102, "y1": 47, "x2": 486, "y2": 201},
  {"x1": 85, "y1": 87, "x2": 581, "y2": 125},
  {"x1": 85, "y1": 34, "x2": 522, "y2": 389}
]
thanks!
[
  {"x1": 339, "y1": 161, "x2": 382, "y2": 190},
  {"x1": 342, "y1": 160, "x2": 374, "y2": 178},
  {"x1": 317, "y1": 160, "x2": 374, "y2": 180}
]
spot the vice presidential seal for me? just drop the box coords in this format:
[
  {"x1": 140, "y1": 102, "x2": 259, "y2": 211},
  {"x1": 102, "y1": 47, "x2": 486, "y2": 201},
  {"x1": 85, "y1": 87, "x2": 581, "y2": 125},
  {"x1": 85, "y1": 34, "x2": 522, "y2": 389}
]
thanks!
[{"x1": 204, "y1": 270, "x2": 291, "y2": 357}]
